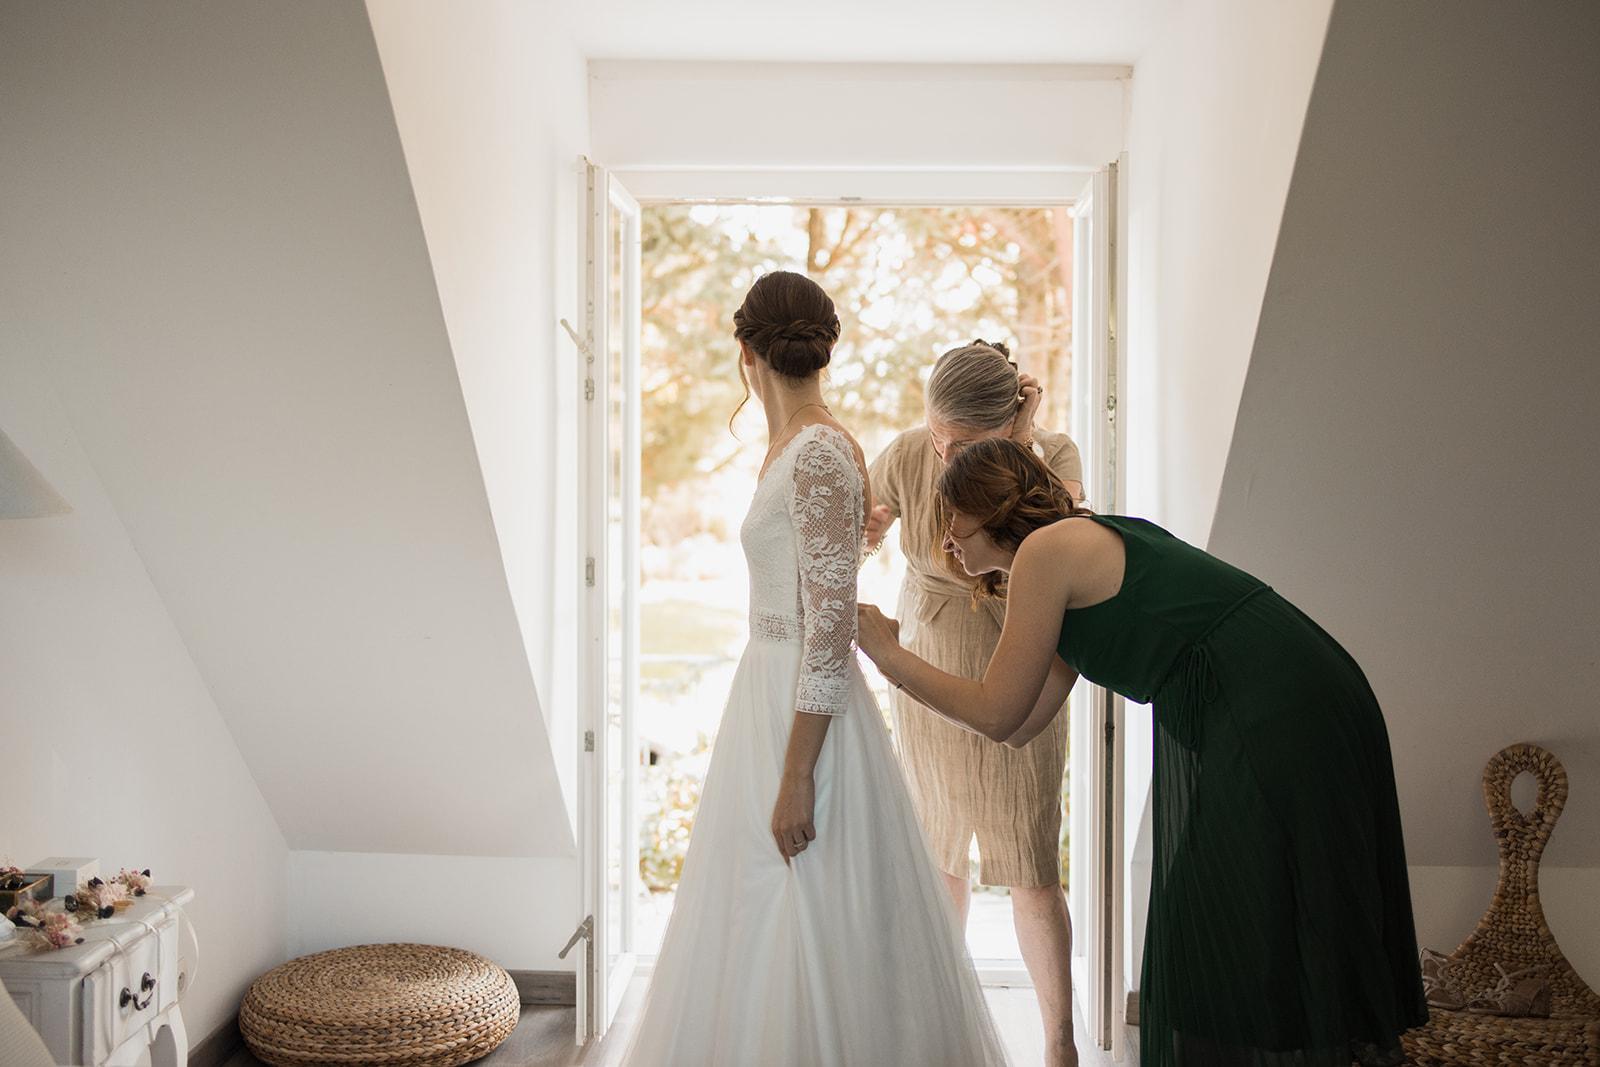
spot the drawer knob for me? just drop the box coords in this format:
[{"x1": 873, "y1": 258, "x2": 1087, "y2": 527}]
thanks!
[{"x1": 120, "y1": 972, "x2": 157, "y2": 1011}]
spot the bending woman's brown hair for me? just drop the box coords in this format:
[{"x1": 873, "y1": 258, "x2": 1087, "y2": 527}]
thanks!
[{"x1": 934, "y1": 438, "x2": 1091, "y2": 598}]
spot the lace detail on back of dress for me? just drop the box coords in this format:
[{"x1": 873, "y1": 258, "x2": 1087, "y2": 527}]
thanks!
[{"x1": 739, "y1": 423, "x2": 865, "y2": 716}]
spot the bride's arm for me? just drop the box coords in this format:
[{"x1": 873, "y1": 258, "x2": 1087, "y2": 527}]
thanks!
[
  {"x1": 773, "y1": 713, "x2": 830, "y2": 863},
  {"x1": 859, "y1": 530, "x2": 1074, "y2": 742},
  {"x1": 771, "y1": 430, "x2": 862, "y2": 862}
]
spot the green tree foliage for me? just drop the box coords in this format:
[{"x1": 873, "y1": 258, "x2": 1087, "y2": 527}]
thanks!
[{"x1": 640, "y1": 204, "x2": 1072, "y2": 515}]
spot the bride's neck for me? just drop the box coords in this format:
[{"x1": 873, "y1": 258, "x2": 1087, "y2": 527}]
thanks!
[{"x1": 761, "y1": 376, "x2": 828, "y2": 440}]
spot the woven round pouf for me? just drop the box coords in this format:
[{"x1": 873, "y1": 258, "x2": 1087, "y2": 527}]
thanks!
[{"x1": 240, "y1": 943, "x2": 520, "y2": 1067}]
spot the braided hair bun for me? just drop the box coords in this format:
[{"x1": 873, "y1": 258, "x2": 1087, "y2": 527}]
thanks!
[{"x1": 733, "y1": 272, "x2": 840, "y2": 379}]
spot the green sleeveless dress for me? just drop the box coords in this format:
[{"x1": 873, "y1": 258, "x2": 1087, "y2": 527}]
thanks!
[{"x1": 1057, "y1": 516, "x2": 1427, "y2": 1066}]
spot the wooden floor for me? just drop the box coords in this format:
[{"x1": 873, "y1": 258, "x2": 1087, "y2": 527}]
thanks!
[{"x1": 223, "y1": 983, "x2": 1137, "y2": 1066}]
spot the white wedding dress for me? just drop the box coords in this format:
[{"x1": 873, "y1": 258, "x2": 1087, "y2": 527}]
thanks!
[{"x1": 624, "y1": 423, "x2": 1007, "y2": 1067}]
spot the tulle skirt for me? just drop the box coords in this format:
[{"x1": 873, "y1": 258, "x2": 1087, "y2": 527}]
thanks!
[{"x1": 623, "y1": 637, "x2": 1007, "y2": 1067}]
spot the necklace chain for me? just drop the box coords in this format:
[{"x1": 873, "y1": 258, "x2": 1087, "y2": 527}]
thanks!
[{"x1": 762, "y1": 402, "x2": 831, "y2": 470}]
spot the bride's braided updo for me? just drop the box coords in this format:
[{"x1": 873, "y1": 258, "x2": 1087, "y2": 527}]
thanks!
[
  {"x1": 733, "y1": 271, "x2": 840, "y2": 379},
  {"x1": 935, "y1": 438, "x2": 1088, "y2": 598}
]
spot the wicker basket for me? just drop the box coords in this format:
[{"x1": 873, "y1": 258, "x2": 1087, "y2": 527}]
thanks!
[
  {"x1": 240, "y1": 943, "x2": 521, "y2": 1067},
  {"x1": 1402, "y1": 744, "x2": 1600, "y2": 1065}
]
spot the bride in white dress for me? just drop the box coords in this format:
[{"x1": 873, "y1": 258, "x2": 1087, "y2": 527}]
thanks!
[{"x1": 624, "y1": 272, "x2": 1006, "y2": 1067}]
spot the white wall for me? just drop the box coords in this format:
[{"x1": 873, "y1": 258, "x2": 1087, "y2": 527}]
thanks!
[
  {"x1": 286, "y1": 851, "x2": 578, "y2": 966},
  {"x1": 591, "y1": 60, "x2": 1128, "y2": 194},
  {"x1": 1, "y1": 0, "x2": 570, "y2": 861},
  {"x1": 571, "y1": 0, "x2": 1173, "y2": 66},
  {"x1": 1210, "y1": 0, "x2": 1600, "y2": 983},
  {"x1": 0, "y1": 357, "x2": 288, "y2": 1041},
  {"x1": 327, "y1": 0, "x2": 592, "y2": 973},
  {"x1": 366, "y1": 0, "x2": 590, "y2": 833},
  {"x1": 1123, "y1": 0, "x2": 1336, "y2": 543},
  {"x1": 1118, "y1": 0, "x2": 1335, "y2": 992}
]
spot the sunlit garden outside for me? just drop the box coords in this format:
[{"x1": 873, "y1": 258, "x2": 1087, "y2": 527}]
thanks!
[{"x1": 635, "y1": 203, "x2": 1075, "y2": 961}]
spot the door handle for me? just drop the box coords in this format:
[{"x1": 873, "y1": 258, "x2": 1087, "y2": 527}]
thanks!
[{"x1": 559, "y1": 916, "x2": 593, "y2": 960}]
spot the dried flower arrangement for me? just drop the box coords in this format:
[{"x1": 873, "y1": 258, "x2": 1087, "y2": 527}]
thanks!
[
  {"x1": 4, "y1": 867, "x2": 153, "y2": 951},
  {"x1": 5, "y1": 898, "x2": 85, "y2": 950}
]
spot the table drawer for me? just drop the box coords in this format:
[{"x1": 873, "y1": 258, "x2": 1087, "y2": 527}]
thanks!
[{"x1": 83, "y1": 917, "x2": 177, "y2": 1064}]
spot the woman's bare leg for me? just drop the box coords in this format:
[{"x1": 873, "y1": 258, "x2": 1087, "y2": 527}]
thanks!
[{"x1": 1012, "y1": 883, "x2": 1077, "y2": 1067}]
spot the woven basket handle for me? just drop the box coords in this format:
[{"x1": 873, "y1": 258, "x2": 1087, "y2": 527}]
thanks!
[{"x1": 1482, "y1": 743, "x2": 1567, "y2": 865}]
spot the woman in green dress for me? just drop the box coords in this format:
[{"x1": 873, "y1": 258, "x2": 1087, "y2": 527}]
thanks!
[{"x1": 856, "y1": 438, "x2": 1427, "y2": 1067}]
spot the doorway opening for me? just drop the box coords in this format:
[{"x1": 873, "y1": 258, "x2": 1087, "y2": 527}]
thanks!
[
  {"x1": 576, "y1": 161, "x2": 1127, "y2": 1054},
  {"x1": 630, "y1": 201, "x2": 1078, "y2": 971}
]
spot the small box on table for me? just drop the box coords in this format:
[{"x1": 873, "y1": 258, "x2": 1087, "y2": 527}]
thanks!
[{"x1": 28, "y1": 857, "x2": 100, "y2": 901}]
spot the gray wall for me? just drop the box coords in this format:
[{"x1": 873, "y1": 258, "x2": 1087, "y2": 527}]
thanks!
[{"x1": 1211, "y1": 0, "x2": 1600, "y2": 872}]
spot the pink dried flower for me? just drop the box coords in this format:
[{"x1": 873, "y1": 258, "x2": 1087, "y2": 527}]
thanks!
[
  {"x1": 5, "y1": 901, "x2": 84, "y2": 950},
  {"x1": 115, "y1": 868, "x2": 152, "y2": 896},
  {"x1": 38, "y1": 911, "x2": 83, "y2": 949},
  {"x1": 77, "y1": 879, "x2": 127, "y2": 917}
]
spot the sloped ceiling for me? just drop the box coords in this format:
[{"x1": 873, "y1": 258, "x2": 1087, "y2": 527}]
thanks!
[
  {"x1": 1, "y1": 0, "x2": 572, "y2": 856},
  {"x1": 1210, "y1": 0, "x2": 1599, "y2": 865}
]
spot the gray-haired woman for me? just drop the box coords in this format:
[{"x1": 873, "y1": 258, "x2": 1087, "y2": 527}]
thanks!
[{"x1": 866, "y1": 340, "x2": 1083, "y2": 1067}]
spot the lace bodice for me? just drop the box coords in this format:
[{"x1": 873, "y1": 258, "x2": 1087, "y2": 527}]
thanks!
[{"x1": 740, "y1": 423, "x2": 866, "y2": 716}]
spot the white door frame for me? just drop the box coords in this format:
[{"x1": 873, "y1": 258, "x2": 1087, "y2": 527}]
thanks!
[
  {"x1": 567, "y1": 156, "x2": 642, "y2": 1049},
  {"x1": 1068, "y1": 155, "x2": 1130, "y2": 1057},
  {"x1": 569, "y1": 161, "x2": 1129, "y2": 1047}
]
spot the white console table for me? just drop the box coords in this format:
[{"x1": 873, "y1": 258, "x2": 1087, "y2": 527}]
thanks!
[{"x1": 0, "y1": 885, "x2": 193, "y2": 1067}]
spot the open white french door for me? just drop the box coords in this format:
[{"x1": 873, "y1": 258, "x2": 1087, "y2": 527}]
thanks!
[
  {"x1": 565, "y1": 160, "x2": 1128, "y2": 1053},
  {"x1": 1068, "y1": 155, "x2": 1130, "y2": 1058},
  {"x1": 566, "y1": 157, "x2": 642, "y2": 1048}
]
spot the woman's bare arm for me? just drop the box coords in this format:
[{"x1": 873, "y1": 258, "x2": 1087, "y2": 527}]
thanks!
[
  {"x1": 1003, "y1": 654, "x2": 1079, "y2": 748},
  {"x1": 861, "y1": 528, "x2": 1076, "y2": 741}
]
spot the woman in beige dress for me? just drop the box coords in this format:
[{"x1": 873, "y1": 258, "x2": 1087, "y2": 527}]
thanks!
[{"x1": 866, "y1": 340, "x2": 1083, "y2": 1067}]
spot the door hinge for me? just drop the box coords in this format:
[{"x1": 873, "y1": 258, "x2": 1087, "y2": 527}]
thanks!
[
  {"x1": 584, "y1": 729, "x2": 595, "y2": 752},
  {"x1": 585, "y1": 557, "x2": 596, "y2": 586},
  {"x1": 584, "y1": 378, "x2": 595, "y2": 402}
]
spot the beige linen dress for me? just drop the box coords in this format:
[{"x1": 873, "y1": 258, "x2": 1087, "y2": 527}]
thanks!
[{"x1": 868, "y1": 426, "x2": 1082, "y2": 886}]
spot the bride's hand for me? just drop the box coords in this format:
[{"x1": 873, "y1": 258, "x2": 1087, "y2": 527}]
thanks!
[
  {"x1": 856, "y1": 604, "x2": 901, "y2": 664},
  {"x1": 771, "y1": 773, "x2": 816, "y2": 864}
]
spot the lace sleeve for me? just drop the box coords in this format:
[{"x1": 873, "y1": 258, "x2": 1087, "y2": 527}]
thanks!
[{"x1": 788, "y1": 430, "x2": 865, "y2": 716}]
